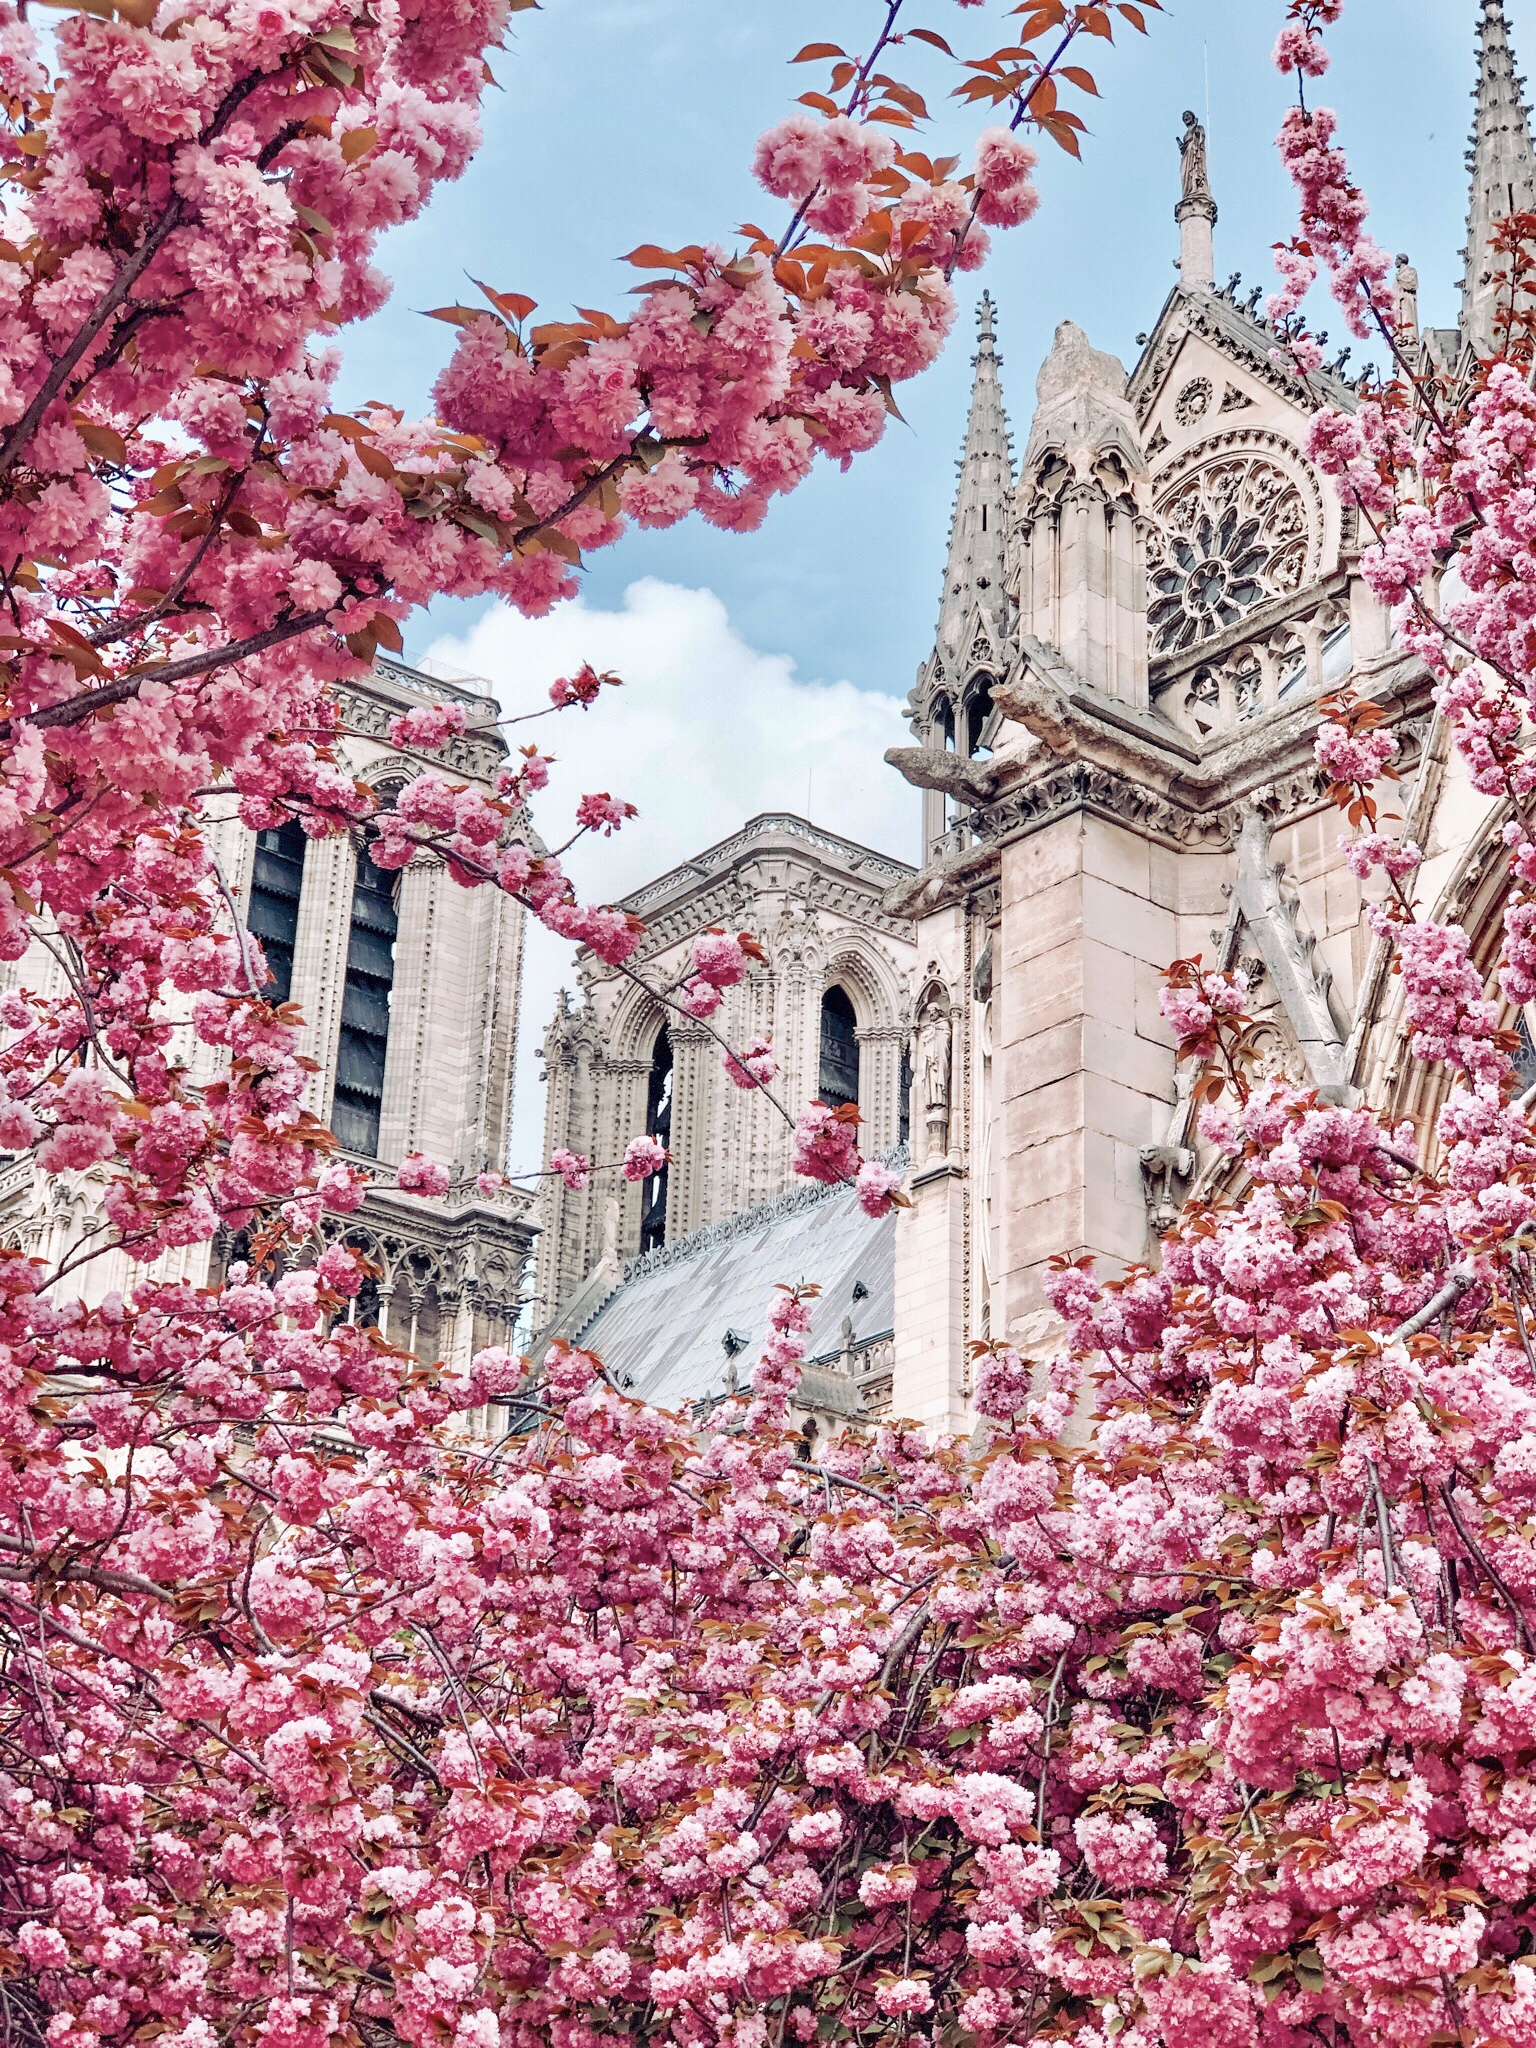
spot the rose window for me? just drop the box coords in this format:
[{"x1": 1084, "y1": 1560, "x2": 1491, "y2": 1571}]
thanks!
[{"x1": 1147, "y1": 448, "x2": 1316, "y2": 657}]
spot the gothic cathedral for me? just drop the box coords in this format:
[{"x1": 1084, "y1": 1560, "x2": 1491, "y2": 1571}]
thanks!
[{"x1": 537, "y1": 0, "x2": 1536, "y2": 1434}]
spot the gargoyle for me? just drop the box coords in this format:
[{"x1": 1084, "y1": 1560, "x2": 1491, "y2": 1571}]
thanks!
[{"x1": 883, "y1": 747, "x2": 1004, "y2": 806}]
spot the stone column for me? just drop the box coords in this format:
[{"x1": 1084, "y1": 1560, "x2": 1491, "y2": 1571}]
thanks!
[
  {"x1": 377, "y1": 855, "x2": 443, "y2": 1167},
  {"x1": 859, "y1": 1025, "x2": 905, "y2": 1154},
  {"x1": 606, "y1": 1056, "x2": 652, "y2": 1255},
  {"x1": 893, "y1": 1169, "x2": 969, "y2": 1432},
  {"x1": 668, "y1": 1023, "x2": 714, "y2": 1239},
  {"x1": 463, "y1": 880, "x2": 522, "y2": 1177},
  {"x1": 535, "y1": 1020, "x2": 603, "y2": 1314},
  {"x1": 1348, "y1": 570, "x2": 1393, "y2": 667},
  {"x1": 891, "y1": 910, "x2": 970, "y2": 1430}
]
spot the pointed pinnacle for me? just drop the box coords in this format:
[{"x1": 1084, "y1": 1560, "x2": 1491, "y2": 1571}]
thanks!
[{"x1": 1463, "y1": 0, "x2": 1536, "y2": 352}]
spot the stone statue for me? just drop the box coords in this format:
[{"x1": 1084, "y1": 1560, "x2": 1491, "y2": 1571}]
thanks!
[
  {"x1": 600, "y1": 1194, "x2": 620, "y2": 1270},
  {"x1": 1178, "y1": 110, "x2": 1211, "y2": 206},
  {"x1": 915, "y1": 1002, "x2": 952, "y2": 1157},
  {"x1": 1394, "y1": 253, "x2": 1419, "y2": 337}
]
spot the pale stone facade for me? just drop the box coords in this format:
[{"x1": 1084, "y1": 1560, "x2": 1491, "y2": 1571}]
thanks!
[
  {"x1": 0, "y1": 657, "x2": 534, "y2": 1374},
  {"x1": 534, "y1": 813, "x2": 916, "y2": 1337},
  {"x1": 884, "y1": 0, "x2": 1536, "y2": 1429}
]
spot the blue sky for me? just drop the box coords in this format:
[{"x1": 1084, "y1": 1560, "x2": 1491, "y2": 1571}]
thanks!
[
  {"x1": 343, "y1": 0, "x2": 1491, "y2": 700},
  {"x1": 335, "y1": 0, "x2": 1507, "y2": 1166}
]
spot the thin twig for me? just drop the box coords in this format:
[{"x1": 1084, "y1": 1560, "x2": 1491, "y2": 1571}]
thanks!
[
  {"x1": 207, "y1": 848, "x2": 263, "y2": 996},
  {"x1": 1439, "y1": 1478, "x2": 1534, "y2": 1651}
]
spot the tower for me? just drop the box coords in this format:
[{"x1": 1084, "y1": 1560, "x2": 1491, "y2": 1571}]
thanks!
[
  {"x1": 1015, "y1": 319, "x2": 1152, "y2": 710},
  {"x1": 0, "y1": 658, "x2": 535, "y2": 1381},
  {"x1": 1462, "y1": 0, "x2": 1536, "y2": 356}
]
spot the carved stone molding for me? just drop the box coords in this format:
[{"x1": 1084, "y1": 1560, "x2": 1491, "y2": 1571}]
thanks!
[
  {"x1": 1128, "y1": 283, "x2": 1356, "y2": 426},
  {"x1": 333, "y1": 686, "x2": 503, "y2": 782},
  {"x1": 972, "y1": 758, "x2": 1243, "y2": 852},
  {"x1": 621, "y1": 813, "x2": 913, "y2": 916}
]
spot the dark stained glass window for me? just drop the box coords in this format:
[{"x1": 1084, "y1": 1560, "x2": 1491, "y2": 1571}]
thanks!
[
  {"x1": 246, "y1": 820, "x2": 307, "y2": 1003},
  {"x1": 331, "y1": 843, "x2": 398, "y2": 1158},
  {"x1": 818, "y1": 986, "x2": 860, "y2": 1112},
  {"x1": 640, "y1": 1029, "x2": 673, "y2": 1253}
]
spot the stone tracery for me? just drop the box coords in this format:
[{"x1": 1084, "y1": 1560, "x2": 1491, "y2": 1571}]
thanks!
[{"x1": 1146, "y1": 435, "x2": 1321, "y2": 655}]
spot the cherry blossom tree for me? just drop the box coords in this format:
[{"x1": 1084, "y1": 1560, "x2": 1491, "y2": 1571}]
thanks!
[
  {"x1": 28, "y1": 0, "x2": 1536, "y2": 2046},
  {"x1": 0, "y1": 5, "x2": 1358, "y2": 2048}
]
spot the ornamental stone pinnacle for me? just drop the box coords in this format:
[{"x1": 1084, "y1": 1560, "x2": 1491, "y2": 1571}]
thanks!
[
  {"x1": 1462, "y1": 0, "x2": 1536, "y2": 355},
  {"x1": 932, "y1": 291, "x2": 1015, "y2": 665}
]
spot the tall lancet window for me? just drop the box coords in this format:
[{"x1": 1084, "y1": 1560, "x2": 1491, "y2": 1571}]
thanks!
[
  {"x1": 247, "y1": 820, "x2": 307, "y2": 1003},
  {"x1": 640, "y1": 1028, "x2": 673, "y2": 1253},
  {"x1": 818, "y1": 986, "x2": 860, "y2": 1112},
  {"x1": 332, "y1": 841, "x2": 398, "y2": 1158}
]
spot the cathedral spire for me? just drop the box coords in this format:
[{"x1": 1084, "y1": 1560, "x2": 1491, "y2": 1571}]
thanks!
[
  {"x1": 1462, "y1": 0, "x2": 1536, "y2": 354},
  {"x1": 932, "y1": 292, "x2": 1014, "y2": 662}
]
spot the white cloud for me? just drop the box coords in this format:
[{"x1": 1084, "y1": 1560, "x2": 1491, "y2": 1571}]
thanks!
[{"x1": 424, "y1": 578, "x2": 916, "y2": 1171}]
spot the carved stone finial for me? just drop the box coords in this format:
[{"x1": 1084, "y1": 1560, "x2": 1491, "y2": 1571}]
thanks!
[
  {"x1": 1178, "y1": 110, "x2": 1212, "y2": 205},
  {"x1": 1463, "y1": 0, "x2": 1536, "y2": 353},
  {"x1": 1394, "y1": 252, "x2": 1419, "y2": 338}
]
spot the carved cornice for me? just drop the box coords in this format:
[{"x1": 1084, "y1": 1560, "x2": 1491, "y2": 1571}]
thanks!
[
  {"x1": 334, "y1": 684, "x2": 504, "y2": 782},
  {"x1": 884, "y1": 644, "x2": 1434, "y2": 920},
  {"x1": 973, "y1": 757, "x2": 1239, "y2": 852},
  {"x1": 621, "y1": 875, "x2": 915, "y2": 969}
]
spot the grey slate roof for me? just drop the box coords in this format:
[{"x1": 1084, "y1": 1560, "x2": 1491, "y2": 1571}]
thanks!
[{"x1": 573, "y1": 1171, "x2": 898, "y2": 1416}]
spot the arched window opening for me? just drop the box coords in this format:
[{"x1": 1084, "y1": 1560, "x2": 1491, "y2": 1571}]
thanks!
[
  {"x1": 965, "y1": 676, "x2": 996, "y2": 758},
  {"x1": 640, "y1": 1028, "x2": 673, "y2": 1253},
  {"x1": 818, "y1": 986, "x2": 860, "y2": 1112},
  {"x1": 355, "y1": 1269, "x2": 383, "y2": 1332},
  {"x1": 247, "y1": 819, "x2": 307, "y2": 1003},
  {"x1": 332, "y1": 840, "x2": 398, "y2": 1157},
  {"x1": 898, "y1": 1046, "x2": 912, "y2": 1148}
]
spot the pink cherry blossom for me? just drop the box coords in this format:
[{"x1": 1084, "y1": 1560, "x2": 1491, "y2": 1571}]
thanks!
[
  {"x1": 395, "y1": 1153, "x2": 450, "y2": 1197},
  {"x1": 549, "y1": 1147, "x2": 592, "y2": 1191},
  {"x1": 621, "y1": 1135, "x2": 668, "y2": 1183},
  {"x1": 722, "y1": 1036, "x2": 778, "y2": 1089},
  {"x1": 792, "y1": 1102, "x2": 861, "y2": 1185}
]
